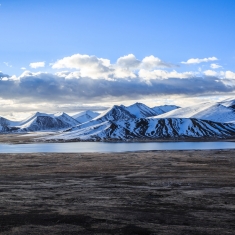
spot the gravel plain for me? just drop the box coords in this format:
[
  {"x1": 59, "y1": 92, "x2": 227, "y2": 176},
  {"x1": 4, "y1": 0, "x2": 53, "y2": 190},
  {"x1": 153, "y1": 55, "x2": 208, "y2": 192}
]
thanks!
[{"x1": 0, "y1": 150, "x2": 235, "y2": 234}]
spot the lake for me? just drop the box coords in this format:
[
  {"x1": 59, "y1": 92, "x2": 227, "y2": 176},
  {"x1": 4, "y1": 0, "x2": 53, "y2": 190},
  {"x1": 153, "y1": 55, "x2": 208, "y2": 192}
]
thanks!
[{"x1": 0, "y1": 141, "x2": 235, "y2": 153}]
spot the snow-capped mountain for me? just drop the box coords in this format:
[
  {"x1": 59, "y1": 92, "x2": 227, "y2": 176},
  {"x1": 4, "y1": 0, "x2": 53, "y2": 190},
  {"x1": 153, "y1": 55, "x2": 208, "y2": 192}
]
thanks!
[
  {"x1": 72, "y1": 110, "x2": 99, "y2": 123},
  {"x1": 20, "y1": 112, "x2": 79, "y2": 131},
  {"x1": 219, "y1": 98, "x2": 235, "y2": 110},
  {"x1": 2, "y1": 99, "x2": 235, "y2": 141},
  {"x1": 0, "y1": 117, "x2": 15, "y2": 132},
  {"x1": 152, "y1": 105, "x2": 180, "y2": 115},
  {"x1": 65, "y1": 105, "x2": 136, "y2": 132},
  {"x1": 125, "y1": 102, "x2": 158, "y2": 118},
  {"x1": 0, "y1": 117, "x2": 21, "y2": 132},
  {"x1": 157, "y1": 101, "x2": 235, "y2": 123},
  {"x1": 0, "y1": 112, "x2": 79, "y2": 132},
  {"x1": 94, "y1": 105, "x2": 136, "y2": 122},
  {"x1": 54, "y1": 112, "x2": 80, "y2": 127},
  {"x1": 44, "y1": 117, "x2": 235, "y2": 141},
  {"x1": 107, "y1": 117, "x2": 235, "y2": 139}
]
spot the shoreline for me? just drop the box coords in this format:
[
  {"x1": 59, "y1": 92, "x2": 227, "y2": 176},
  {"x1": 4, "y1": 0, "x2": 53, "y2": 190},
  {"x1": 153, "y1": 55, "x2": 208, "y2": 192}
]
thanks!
[{"x1": 1, "y1": 133, "x2": 235, "y2": 144}]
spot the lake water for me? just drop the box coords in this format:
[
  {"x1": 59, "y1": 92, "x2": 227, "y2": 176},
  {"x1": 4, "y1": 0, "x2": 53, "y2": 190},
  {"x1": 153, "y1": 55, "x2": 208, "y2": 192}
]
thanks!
[{"x1": 0, "y1": 141, "x2": 235, "y2": 153}]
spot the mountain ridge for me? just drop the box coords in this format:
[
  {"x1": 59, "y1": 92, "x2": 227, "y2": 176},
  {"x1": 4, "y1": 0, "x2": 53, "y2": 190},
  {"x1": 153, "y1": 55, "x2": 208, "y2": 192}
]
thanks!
[
  {"x1": 44, "y1": 117, "x2": 235, "y2": 141},
  {"x1": 1, "y1": 100, "x2": 235, "y2": 141}
]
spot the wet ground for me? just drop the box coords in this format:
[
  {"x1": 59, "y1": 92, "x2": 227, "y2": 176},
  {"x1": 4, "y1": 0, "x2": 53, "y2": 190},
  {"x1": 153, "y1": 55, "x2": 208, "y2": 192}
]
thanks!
[{"x1": 0, "y1": 150, "x2": 235, "y2": 234}]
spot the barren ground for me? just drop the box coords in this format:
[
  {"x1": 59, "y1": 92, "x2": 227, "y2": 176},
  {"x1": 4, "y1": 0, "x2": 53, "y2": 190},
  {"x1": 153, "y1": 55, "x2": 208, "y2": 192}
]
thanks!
[{"x1": 0, "y1": 150, "x2": 235, "y2": 234}]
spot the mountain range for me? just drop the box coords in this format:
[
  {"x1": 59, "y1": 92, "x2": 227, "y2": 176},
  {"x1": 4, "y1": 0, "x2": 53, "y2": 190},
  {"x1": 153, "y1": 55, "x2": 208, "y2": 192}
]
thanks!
[
  {"x1": 158, "y1": 100, "x2": 235, "y2": 123},
  {"x1": 1, "y1": 99, "x2": 235, "y2": 141}
]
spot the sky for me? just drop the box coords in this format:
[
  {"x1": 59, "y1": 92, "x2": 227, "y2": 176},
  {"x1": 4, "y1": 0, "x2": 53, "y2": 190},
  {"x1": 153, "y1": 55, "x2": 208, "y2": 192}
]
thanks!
[{"x1": 0, "y1": 0, "x2": 235, "y2": 120}]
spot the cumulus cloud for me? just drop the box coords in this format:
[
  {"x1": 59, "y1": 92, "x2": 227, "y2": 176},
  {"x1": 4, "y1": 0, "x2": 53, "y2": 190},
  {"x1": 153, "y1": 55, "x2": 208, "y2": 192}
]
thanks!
[
  {"x1": 52, "y1": 54, "x2": 112, "y2": 79},
  {"x1": 51, "y1": 53, "x2": 175, "y2": 80},
  {"x1": 203, "y1": 70, "x2": 218, "y2": 77},
  {"x1": 21, "y1": 67, "x2": 26, "y2": 70},
  {"x1": 182, "y1": 57, "x2": 218, "y2": 64},
  {"x1": 116, "y1": 54, "x2": 141, "y2": 68},
  {"x1": 29, "y1": 61, "x2": 45, "y2": 69},
  {"x1": 52, "y1": 54, "x2": 110, "y2": 69},
  {"x1": 113, "y1": 67, "x2": 137, "y2": 79},
  {"x1": 224, "y1": 71, "x2": 235, "y2": 79},
  {"x1": 141, "y1": 55, "x2": 175, "y2": 69},
  {"x1": 210, "y1": 63, "x2": 222, "y2": 69}
]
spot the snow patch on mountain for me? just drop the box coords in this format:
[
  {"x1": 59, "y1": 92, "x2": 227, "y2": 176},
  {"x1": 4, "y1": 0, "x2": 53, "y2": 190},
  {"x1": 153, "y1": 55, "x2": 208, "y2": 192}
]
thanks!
[
  {"x1": 125, "y1": 102, "x2": 157, "y2": 118},
  {"x1": 157, "y1": 102, "x2": 235, "y2": 123},
  {"x1": 0, "y1": 112, "x2": 79, "y2": 132},
  {"x1": 45, "y1": 121, "x2": 112, "y2": 141},
  {"x1": 94, "y1": 105, "x2": 136, "y2": 121},
  {"x1": 72, "y1": 110, "x2": 99, "y2": 123},
  {"x1": 219, "y1": 98, "x2": 235, "y2": 110},
  {"x1": 152, "y1": 105, "x2": 180, "y2": 115}
]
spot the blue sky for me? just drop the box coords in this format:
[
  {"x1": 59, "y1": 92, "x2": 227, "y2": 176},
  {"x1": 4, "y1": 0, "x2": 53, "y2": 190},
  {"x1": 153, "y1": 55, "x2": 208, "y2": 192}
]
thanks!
[{"x1": 0, "y1": 0, "x2": 235, "y2": 119}]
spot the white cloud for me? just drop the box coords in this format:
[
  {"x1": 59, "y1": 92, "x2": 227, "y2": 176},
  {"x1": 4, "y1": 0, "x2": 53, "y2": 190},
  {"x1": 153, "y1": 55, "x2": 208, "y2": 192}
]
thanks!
[
  {"x1": 210, "y1": 63, "x2": 222, "y2": 69},
  {"x1": 52, "y1": 53, "x2": 175, "y2": 80},
  {"x1": 52, "y1": 54, "x2": 112, "y2": 79},
  {"x1": 29, "y1": 61, "x2": 45, "y2": 69},
  {"x1": 113, "y1": 67, "x2": 137, "y2": 79},
  {"x1": 203, "y1": 70, "x2": 218, "y2": 77},
  {"x1": 141, "y1": 55, "x2": 174, "y2": 69},
  {"x1": 9, "y1": 75, "x2": 19, "y2": 81},
  {"x1": 182, "y1": 57, "x2": 218, "y2": 64},
  {"x1": 21, "y1": 67, "x2": 26, "y2": 70},
  {"x1": 19, "y1": 70, "x2": 34, "y2": 78},
  {"x1": 52, "y1": 54, "x2": 110, "y2": 69},
  {"x1": 55, "y1": 71, "x2": 81, "y2": 79},
  {"x1": 139, "y1": 69, "x2": 194, "y2": 80},
  {"x1": 4, "y1": 62, "x2": 12, "y2": 67},
  {"x1": 224, "y1": 71, "x2": 235, "y2": 79},
  {"x1": 116, "y1": 54, "x2": 141, "y2": 69}
]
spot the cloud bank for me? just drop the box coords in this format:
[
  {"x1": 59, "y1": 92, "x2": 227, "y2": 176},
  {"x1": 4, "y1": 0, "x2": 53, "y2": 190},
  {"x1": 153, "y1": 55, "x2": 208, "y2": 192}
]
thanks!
[
  {"x1": 1, "y1": 53, "x2": 235, "y2": 113},
  {"x1": 1, "y1": 70, "x2": 235, "y2": 104}
]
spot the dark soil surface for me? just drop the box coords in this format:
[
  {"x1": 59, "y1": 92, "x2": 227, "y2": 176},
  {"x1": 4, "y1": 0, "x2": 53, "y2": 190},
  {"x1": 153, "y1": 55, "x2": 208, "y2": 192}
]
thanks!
[{"x1": 0, "y1": 150, "x2": 235, "y2": 234}]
